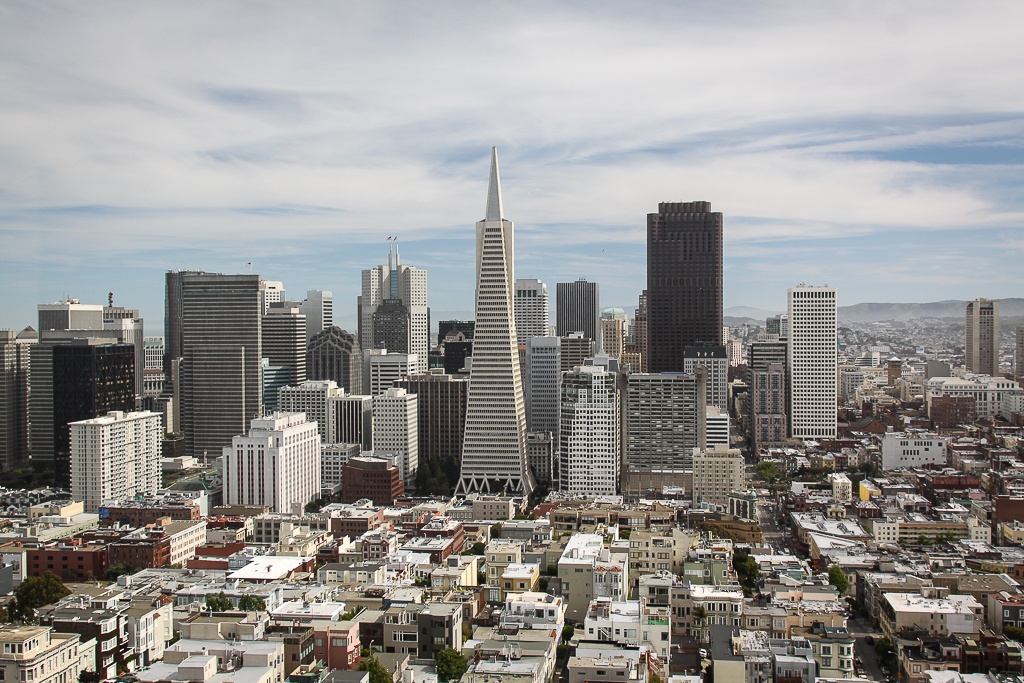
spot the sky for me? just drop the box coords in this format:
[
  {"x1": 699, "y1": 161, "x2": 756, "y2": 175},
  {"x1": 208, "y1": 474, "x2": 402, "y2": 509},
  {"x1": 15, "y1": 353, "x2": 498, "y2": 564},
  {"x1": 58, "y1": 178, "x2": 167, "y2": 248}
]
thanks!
[{"x1": 2, "y1": 1, "x2": 1023, "y2": 336}]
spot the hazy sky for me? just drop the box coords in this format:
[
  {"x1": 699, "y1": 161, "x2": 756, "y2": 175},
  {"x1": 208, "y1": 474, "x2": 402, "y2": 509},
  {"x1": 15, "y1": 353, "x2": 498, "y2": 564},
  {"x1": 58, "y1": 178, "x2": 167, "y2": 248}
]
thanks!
[{"x1": 2, "y1": 2, "x2": 1023, "y2": 334}]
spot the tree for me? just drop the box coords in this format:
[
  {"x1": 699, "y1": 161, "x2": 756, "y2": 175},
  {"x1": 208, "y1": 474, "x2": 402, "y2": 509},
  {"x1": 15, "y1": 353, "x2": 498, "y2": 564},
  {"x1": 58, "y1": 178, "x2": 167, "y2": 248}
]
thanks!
[
  {"x1": 692, "y1": 604, "x2": 707, "y2": 638},
  {"x1": 466, "y1": 542, "x2": 485, "y2": 555},
  {"x1": 104, "y1": 563, "x2": 136, "y2": 581},
  {"x1": 358, "y1": 654, "x2": 393, "y2": 683},
  {"x1": 206, "y1": 592, "x2": 233, "y2": 612},
  {"x1": 756, "y1": 461, "x2": 780, "y2": 484},
  {"x1": 734, "y1": 552, "x2": 762, "y2": 597},
  {"x1": 12, "y1": 571, "x2": 70, "y2": 621},
  {"x1": 236, "y1": 595, "x2": 265, "y2": 612},
  {"x1": 562, "y1": 624, "x2": 575, "y2": 643},
  {"x1": 435, "y1": 648, "x2": 469, "y2": 682},
  {"x1": 875, "y1": 636, "x2": 893, "y2": 658},
  {"x1": 828, "y1": 565, "x2": 849, "y2": 594}
]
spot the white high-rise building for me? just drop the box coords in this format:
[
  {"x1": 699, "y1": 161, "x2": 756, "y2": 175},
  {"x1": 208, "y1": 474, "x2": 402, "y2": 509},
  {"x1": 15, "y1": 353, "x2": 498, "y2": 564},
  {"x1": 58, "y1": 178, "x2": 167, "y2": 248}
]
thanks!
[
  {"x1": 515, "y1": 279, "x2": 549, "y2": 344},
  {"x1": 525, "y1": 336, "x2": 560, "y2": 438},
  {"x1": 260, "y1": 280, "x2": 286, "y2": 314},
  {"x1": 787, "y1": 285, "x2": 838, "y2": 439},
  {"x1": 222, "y1": 412, "x2": 321, "y2": 514},
  {"x1": 144, "y1": 337, "x2": 164, "y2": 370},
  {"x1": 364, "y1": 350, "x2": 417, "y2": 397},
  {"x1": 278, "y1": 380, "x2": 346, "y2": 444},
  {"x1": 559, "y1": 363, "x2": 619, "y2": 496},
  {"x1": 298, "y1": 290, "x2": 333, "y2": 342},
  {"x1": 683, "y1": 346, "x2": 728, "y2": 412},
  {"x1": 372, "y1": 387, "x2": 419, "y2": 486},
  {"x1": 361, "y1": 246, "x2": 428, "y2": 373},
  {"x1": 457, "y1": 148, "x2": 535, "y2": 495},
  {"x1": 70, "y1": 410, "x2": 162, "y2": 512},
  {"x1": 705, "y1": 406, "x2": 730, "y2": 447}
]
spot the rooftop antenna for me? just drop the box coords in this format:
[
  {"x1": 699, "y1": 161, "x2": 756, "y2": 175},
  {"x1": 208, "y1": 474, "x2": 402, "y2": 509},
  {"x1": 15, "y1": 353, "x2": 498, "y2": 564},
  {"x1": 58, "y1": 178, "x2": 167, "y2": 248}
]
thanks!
[{"x1": 108, "y1": 292, "x2": 114, "y2": 308}]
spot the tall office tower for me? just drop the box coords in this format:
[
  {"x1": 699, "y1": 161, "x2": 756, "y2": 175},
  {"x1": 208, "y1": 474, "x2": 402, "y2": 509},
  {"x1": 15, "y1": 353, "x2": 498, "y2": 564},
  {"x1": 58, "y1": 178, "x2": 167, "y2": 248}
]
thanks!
[
  {"x1": 70, "y1": 410, "x2": 162, "y2": 512},
  {"x1": 372, "y1": 299, "x2": 412, "y2": 353},
  {"x1": 560, "y1": 333, "x2": 593, "y2": 373},
  {"x1": 262, "y1": 304, "x2": 307, "y2": 386},
  {"x1": 457, "y1": 148, "x2": 534, "y2": 495},
  {"x1": 623, "y1": 369, "x2": 706, "y2": 486},
  {"x1": 361, "y1": 244, "x2": 428, "y2": 373},
  {"x1": 29, "y1": 340, "x2": 136, "y2": 486},
  {"x1": 103, "y1": 307, "x2": 145, "y2": 398},
  {"x1": 682, "y1": 345, "x2": 728, "y2": 412},
  {"x1": 144, "y1": 338, "x2": 164, "y2": 370},
  {"x1": 705, "y1": 406, "x2": 730, "y2": 447},
  {"x1": 524, "y1": 336, "x2": 560, "y2": 438},
  {"x1": 372, "y1": 387, "x2": 419, "y2": 486},
  {"x1": 261, "y1": 358, "x2": 290, "y2": 412},
  {"x1": 634, "y1": 291, "x2": 648, "y2": 369},
  {"x1": 307, "y1": 326, "x2": 362, "y2": 394},
  {"x1": 556, "y1": 279, "x2": 601, "y2": 351},
  {"x1": 692, "y1": 445, "x2": 743, "y2": 509},
  {"x1": 364, "y1": 351, "x2": 417, "y2": 397},
  {"x1": 646, "y1": 201, "x2": 723, "y2": 372},
  {"x1": 175, "y1": 272, "x2": 262, "y2": 460},
  {"x1": 223, "y1": 412, "x2": 321, "y2": 514},
  {"x1": 0, "y1": 330, "x2": 33, "y2": 471},
  {"x1": 259, "y1": 280, "x2": 286, "y2": 314},
  {"x1": 750, "y1": 362, "x2": 787, "y2": 451},
  {"x1": 1017, "y1": 327, "x2": 1024, "y2": 383},
  {"x1": 278, "y1": 380, "x2": 346, "y2": 444},
  {"x1": 787, "y1": 285, "x2": 838, "y2": 439},
  {"x1": 442, "y1": 331, "x2": 473, "y2": 374},
  {"x1": 966, "y1": 298, "x2": 1000, "y2": 376},
  {"x1": 559, "y1": 362, "x2": 619, "y2": 496},
  {"x1": 601, "y1": 309, "x2": 627, "y2": 359},
  {"x1": 334, "y1": 394, "x2": 373, "y2": 450},
  {"x1": 515, "y1": 279, "x2": 550, "y2": 344},
  {"x1": 396, "y1": 373, "x2": 468, "y2": 476},
  {"x1": 437, "y1": 320, "x2": 475, "y2": 346},
  {"x1": 37, "y1": 299, "x2": 104, "y2": 332},
  {"x1": 298, "y1": 290, "x2": 333, "y2": 342}
]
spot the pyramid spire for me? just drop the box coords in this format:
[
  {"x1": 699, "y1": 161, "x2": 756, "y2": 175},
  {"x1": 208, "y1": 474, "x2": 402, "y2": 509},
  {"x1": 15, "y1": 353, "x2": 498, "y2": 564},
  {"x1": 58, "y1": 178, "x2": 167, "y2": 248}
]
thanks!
[{"x1": 485, "y1": 146, "x2": 503, "y2": 222}]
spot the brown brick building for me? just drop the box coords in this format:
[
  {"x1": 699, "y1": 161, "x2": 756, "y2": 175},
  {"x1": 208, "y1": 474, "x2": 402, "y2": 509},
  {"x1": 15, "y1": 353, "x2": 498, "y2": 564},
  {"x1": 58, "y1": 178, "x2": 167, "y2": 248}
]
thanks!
[
  {"x1": 26, "y1": 542, "x2": 108, "y2": 581},
  {"x1": 341, "y1": 456, "x2": 403, "y2": 506}
]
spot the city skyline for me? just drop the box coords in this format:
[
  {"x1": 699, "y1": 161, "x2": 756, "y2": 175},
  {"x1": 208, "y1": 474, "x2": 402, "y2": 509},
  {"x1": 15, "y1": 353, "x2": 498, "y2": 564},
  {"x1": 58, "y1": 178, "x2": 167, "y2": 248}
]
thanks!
[{"x1": 3, "y1": 3, "x2": 1024, "y2": 334}]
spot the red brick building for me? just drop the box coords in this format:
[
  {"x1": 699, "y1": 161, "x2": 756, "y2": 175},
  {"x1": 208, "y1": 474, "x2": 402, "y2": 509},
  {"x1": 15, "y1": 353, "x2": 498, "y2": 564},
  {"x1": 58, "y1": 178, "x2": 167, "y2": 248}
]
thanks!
[
  {"x1": 341, "y1": 457, "x2": 403, "y2": 506},
  {"x1": 108, "y1": 534, "x2": 172, "y2": 569},
  {"x1": 931, "y1": 395, "x2": 977, "y2": 429},
  {"x1": 99, "y1": 500, "x2": 202, "y2": 527},
  {"x1": 26, "y1": 541, "x2": 108, "y2": 581}
]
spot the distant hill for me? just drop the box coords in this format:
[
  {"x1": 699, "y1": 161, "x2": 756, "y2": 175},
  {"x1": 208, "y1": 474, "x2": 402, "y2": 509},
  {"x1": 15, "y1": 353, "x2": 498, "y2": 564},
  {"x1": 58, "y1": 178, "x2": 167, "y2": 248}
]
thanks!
[{"x1": 837, "y1": 298, "x2": 1024, "y2": 323}]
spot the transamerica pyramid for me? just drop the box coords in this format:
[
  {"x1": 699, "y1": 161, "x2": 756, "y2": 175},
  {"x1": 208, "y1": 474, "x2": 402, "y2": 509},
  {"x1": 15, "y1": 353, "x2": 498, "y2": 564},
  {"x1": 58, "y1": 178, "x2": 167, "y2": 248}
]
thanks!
[{"x1": 456, "y1": 147, "x2": 536, "y2": 495}]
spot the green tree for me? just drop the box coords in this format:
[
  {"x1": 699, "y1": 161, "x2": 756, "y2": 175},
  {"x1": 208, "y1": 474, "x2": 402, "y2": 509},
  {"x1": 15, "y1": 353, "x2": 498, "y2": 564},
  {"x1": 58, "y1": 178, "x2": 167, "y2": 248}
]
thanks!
[
  {"x1": 12, "y1": 571, "x2": 70, "y2": 621},
  {"x1": 236, "y1": 595, "x2": 265, "y2": 612},
  {"x1": 875, "y1": 636, "x2": 893, "y2": 658},
  {"x1": 358, "y1": 654, "x2": 393, "y2": 683},
  {"x1": 103, "y1": 563, "x2": 136, "y2": 581},
  {"x1": 756, "y1": 461, "x2": 780, "y2": 484},
  {"x1": 562, "y1": 624, "x2": 575, "y2": 643},
  {"x1": 435, "y1": 648, "x2": 469, "y2": 682},
  {"x1": 828, "y1": 565, "x2": 849, "y2": 594},
  {"x1": 206, "y1": 592, "x2": 233, "y2": 612},
  {"x1": 466, "y1": 541, "x2": 485, "y2": 555}
]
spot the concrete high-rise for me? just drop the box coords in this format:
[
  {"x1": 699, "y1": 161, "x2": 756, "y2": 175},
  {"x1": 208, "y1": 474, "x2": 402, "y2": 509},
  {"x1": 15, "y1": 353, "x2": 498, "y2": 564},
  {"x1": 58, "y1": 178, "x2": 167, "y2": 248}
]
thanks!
[
  {"x1": 646, "y1": 202, "x2": 723, "y2": 372},
  {"x1": 682, "y1": 345, "x2": 728, "y2": 412},
  {"x1": 601, "y1": 308, "x2": 628, "y2": 360},
  {"x1": 559, "y1": 362, "x2": 619, "y2": 496},
  {"x1": 692, "y1": 445, "x2": 743, "y2": 509},
  {"x1": 556, "y1": 279, "x2": 601, "y2": 351},
  {"x1": 223, "y1": 412, "x2": 320, "y2": 514},
  {"x1": 70, "y1": 410, "x2": 162, "y2": 512},
  {"x1": 560, "y1": 333, "x2": 593, "y2": 373},
  {"x1": 457, "y1": 148, "x2": 534, "y2": 495},
  {"x1": 262, "y1": 304, "x2": 307, "y2": 386},
  {"x1": 173, "y1": 272, "x2": 262, "y2": 460},
  {"x1": 623, "y1": 369, "x2": 706, "y2": 480},
  {"x1": 364, "y1": 350, "x2": 416, "y2": 397},
  {"x1": 633, "y1": 291, "x2": 648, "y2": 370},
  {"x1": 37, "y1": 299, "x2": 103, "y2": 333},
  {"x1": 787, "y1": 285, "x2": 837, "y2": 439},
  {"x1": 1016, "y1": 326, "x2": 1024, "y2": 383},
  {"x1": 307, "y1": 326, "x2": 362, "y2": 394},
  {"x1": 259, "y1": 280, "x2": 285, "y2": 314},
  {"x1": 372, "y1": 387, "x2": 419, "y2": 486},
  {"x1": 297, "y1": 290, "x2": 333, "y2": 342},
  {"x1": 515, "y1": 279, "x2": 550, "y2": 344},
  {"x1": 0, "y1": 329, "x2": 33, "y2": 472},
  {"x1": 750, "y1": 363, "x2": 787, "y2": 450},
  {"x1": 524, "y1": 336, "x2": 560, "y2": 439},
  {"x1": 966, "y1": 298, "x2": 1000, "y2": 376},
  {"x1": 361, "y1": 245, "x2": 428, "y2": 373},
  {"x1": 396, "y1": 373, "x2": 468, "y2": 477},
  {"x1": 278, "y1": 380, "x2": 346, "y2": 444}
]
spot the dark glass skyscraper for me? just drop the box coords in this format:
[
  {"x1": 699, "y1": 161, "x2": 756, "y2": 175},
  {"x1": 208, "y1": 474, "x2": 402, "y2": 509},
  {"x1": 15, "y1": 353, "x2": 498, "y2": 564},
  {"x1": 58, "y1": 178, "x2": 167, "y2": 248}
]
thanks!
[{"x1": 646, "y1": 201, "x2": 723, "y2": 373}]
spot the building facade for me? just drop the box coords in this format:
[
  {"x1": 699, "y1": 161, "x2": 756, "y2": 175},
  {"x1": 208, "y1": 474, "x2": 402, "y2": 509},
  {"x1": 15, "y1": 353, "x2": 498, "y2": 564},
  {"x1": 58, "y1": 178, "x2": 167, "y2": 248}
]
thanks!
[
  {"x1": 524, "y1": 336, "x2": 560, "y2": 439},
  {"x1": 360, "y1": 245, "x2": 428, "y2": 374},
  {"x1": 556, "y1": 279, "x2": 601, "y2": 351},
  {"x1": 559, "y1": 364, "x2": 620, "y2": 496},
  {"x1": 372, "y1": 387, "x2": 419, "y2": 486},
  {"x1": 515, "y1": 278, "x2": 550, "y2": 344},
  {"x1": 70, "y1": 410, "x2": 163, "y2": 512},
  {"x1": 787, "y1": 285, "x2": 838, "y2": 439},
  {"x1": 966, "y1": 298, "x2": 1000, "y2": 376},
  {"x1": 457, "y1": 148, "x2": 535, "y2": 495},
  {"x1": 307, "y1": 326, "x2": 362, "y2": 394},
  {"x1": 646, "y1": 201, "x2": 723, "y2": 372}
]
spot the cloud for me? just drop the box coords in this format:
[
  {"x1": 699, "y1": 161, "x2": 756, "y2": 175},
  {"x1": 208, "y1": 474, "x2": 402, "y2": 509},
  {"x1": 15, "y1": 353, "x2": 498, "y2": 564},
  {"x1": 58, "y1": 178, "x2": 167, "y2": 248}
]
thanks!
[{"x1": 1, "y1": 1, "x2": 1024, "y2": 329}]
